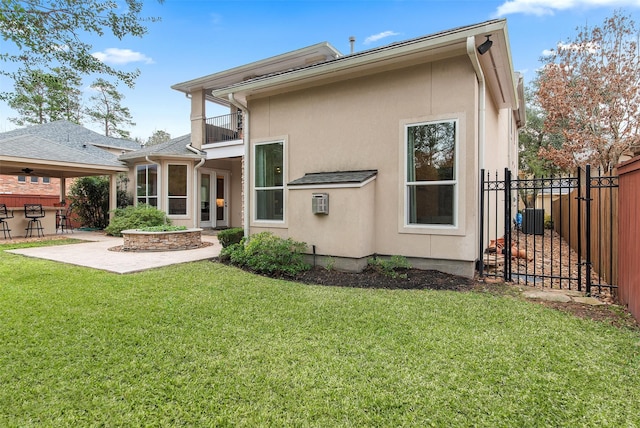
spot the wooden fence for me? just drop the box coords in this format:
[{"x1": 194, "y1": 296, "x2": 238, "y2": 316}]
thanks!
[
  {"x1": 551, "y1": 168, "x2": 618, "y2": 289},
  {"x1": 617, "y1": 156, "x2": 640, "y2": 322},
  {"x1": 0, "y1": 194, "x2": 61, "y2": 208}
]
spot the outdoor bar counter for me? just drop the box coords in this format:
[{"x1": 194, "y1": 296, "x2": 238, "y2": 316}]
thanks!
[{"x1": 2, "y1": 205, "x2": 61, "y2": 238}]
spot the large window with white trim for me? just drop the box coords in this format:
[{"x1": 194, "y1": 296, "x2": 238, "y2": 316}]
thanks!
[
  {"x1": 168, "y1": 164, "x2": 188, "y2": 215},
  {"x1": 136, "y1": 164, "x2": 158, "y2": 207},
  {"x1": 255, "y1": 141, "x2": 284, "y2": 221},
  {"x1": 406, "y1": 119, "x2": 457, "y2": 226}
]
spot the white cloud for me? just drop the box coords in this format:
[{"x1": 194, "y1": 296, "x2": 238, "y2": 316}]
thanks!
[
  {"x1": 495, "y1": 0, "x2": 640, "y2": 17},
  {"x1": 542, "y1": 48, "x2": 556, "y2": 56},
  {"x1": 364, "y1": 30, "x2": 400, "y2": 45},
  {"x1": 92, "y1": 48, "x2": 154, "y2": 65}
]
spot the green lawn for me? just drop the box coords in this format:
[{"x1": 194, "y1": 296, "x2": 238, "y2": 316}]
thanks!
[{"x1": 1, "y1": 242, "x2": 639, "y2": 427}]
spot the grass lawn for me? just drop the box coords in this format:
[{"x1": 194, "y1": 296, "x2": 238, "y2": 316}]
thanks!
[{"x1": 1, "y1": 241, "x2": 639, "y2": 427}]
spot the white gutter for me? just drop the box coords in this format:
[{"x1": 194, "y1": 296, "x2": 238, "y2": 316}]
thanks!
[
  {"x1": 186, "y1": 144, "x2": 206, "y2": 228},
  {"x1": 228, "y1": 93, "x2": 250, "y2": 239}
]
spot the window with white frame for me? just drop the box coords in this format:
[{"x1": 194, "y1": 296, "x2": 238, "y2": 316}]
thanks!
[
  {"x1": 168, "y1": 164, "x2": 188, "y2": 215},
  {"x1": 406, "y1": 119, "x2": 457, "y2": 226},
  {"x1": 136, "y1": 164, "x2": 158, "y2": 207},
  {"x1": 30, "y1": 176, "x2": 38, "y2": 183},
  {"x1": 17, "y1": 175, "x2": 26, "y2": 183},
  {"x1": 255, "y1": 141, "x2": 284, "y2": 221},
  {"x1": 42, "y1": 177, "x2": 50, "y2": 184}
]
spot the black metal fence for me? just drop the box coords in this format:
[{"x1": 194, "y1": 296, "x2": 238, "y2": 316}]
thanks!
[{"x1": 479, "y1": 165, "x2": 618, "y2": 296}]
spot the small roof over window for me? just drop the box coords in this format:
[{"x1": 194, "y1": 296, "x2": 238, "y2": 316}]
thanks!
[{"x1": 288, "y1": 170, "x2": 377, "y2": 187}]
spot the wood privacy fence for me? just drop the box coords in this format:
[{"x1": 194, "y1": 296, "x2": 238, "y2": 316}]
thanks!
[
  {"x1": 617, "y1": 156, "x2": 640, "y2": 322},
  {"x1": 0, "y1": 194, "x2": 61, "y2": 208},
  {"x1": 551, "y1": 167, "x2": 618, "y2": 290}
]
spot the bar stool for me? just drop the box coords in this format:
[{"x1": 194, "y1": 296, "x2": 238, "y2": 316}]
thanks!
[
  {"x1": 24, "y1": 204, "x2": 45, "y2": 238},
  {"x1": 56, "y1": 203, "x2": 74, "y2": 234},
  {"x1": 0, "y1": 204, "x2": 14, "y2": 239}
]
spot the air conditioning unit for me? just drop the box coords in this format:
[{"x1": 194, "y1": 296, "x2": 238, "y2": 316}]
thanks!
[{"x1": 312, "y1": 193, "x2": 329, "y2": 215}]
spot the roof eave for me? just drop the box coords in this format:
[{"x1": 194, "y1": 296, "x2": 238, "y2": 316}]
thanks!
[{"x1": 213, "y1": 20, "x2": 513, "y2": 102}]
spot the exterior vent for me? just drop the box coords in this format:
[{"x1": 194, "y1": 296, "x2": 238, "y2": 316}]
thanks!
[{"x1": 312, "y1": 193, "x2": 329, "y2": 215}]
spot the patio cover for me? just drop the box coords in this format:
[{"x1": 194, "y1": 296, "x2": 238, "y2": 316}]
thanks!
[{"x1": 0, "y1": 121, "x2": 139, "y2": 178}]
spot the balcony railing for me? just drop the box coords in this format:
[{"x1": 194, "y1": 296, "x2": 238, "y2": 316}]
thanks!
[{"x1": 205, "y1": 111, "x2": 243, "y2": 144}]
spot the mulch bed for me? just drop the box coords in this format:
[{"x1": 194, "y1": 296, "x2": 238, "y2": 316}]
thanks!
[
  {"x1": 294, "y1": 266, "x2": 476, "y2": 291},
  {"x1": 231, "y1": 263, "x2": 638, "y2": 331}
]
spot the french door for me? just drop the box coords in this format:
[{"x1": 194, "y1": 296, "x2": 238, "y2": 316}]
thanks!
[{"x1": 200, "y1": 169, "x2": 229, "y2": 228}]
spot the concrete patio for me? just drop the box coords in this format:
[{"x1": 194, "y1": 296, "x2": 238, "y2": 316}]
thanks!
[{"x1": 4, "y1": 230, "x2": 222, "y2": 274}]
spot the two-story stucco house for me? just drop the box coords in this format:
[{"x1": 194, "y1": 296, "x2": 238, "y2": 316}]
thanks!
[{"x1": 122, "y1": 18, "x2": 524, "y2": 276}]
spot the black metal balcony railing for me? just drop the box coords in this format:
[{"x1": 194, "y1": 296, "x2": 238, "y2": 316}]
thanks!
[{"x1": 205, "y1": 111, "x2": 243, "y2": 144}]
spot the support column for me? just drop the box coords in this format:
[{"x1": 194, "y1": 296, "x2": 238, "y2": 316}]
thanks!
[
  {"x1": 109, "y1": 173, "x2": 118, "y2": 221},
  {"x1": 190, "y1": 89, "x2": 206, "y2": 150},
  {"x1": 59, "y1": 177, "x2": 67, "y2": 203}
]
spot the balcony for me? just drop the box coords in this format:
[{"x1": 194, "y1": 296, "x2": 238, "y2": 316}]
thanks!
[{"x1": 206, "y1": 111, "x2": 243, "y2": 144}]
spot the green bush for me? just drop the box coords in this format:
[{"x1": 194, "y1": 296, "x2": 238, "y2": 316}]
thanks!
[
  {"x1": 217, "y1": 227, "x2": 244, "y2": 248},
  {"x1": 104, "y1": 204, "x2": 171, "y2": 237},
  {"x1": 368, "y1": 255, "x2": 412, "y2": 279},
  {"x1": 68, "y1": 176, "x2": 110, "y2": 229},
  {"x1": 220, "y1": 232, "x2": 310, "y2": 277},
  {"x1": 544, "y1": 215, "x2": 554, "y2": 229},
  {"x1": 138, "y1": 225, "x2": 187, "y2": 232}
]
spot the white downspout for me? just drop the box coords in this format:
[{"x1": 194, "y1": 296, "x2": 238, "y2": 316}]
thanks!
[
  {"x1": 467, "y1": 36, "x2": 485, "y2": 172},
  {"x1": 186, "y1": 144, "x2": 206, "y2": 228},
  {"x1": 228, "y1": 93, "x2": 250, "y2": 239},
  {"x1": 467, "y1": 36, "x2": 486, "y2": 265}
]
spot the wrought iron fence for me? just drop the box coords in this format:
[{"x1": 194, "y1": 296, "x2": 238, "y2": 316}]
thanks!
[{"x1": 479, "y1": 165, "x2": 618, "y2": 296}]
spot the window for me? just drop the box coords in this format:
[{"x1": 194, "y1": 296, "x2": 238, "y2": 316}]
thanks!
[
  {"x1": 30, "y1": 176, "x2": 39, "y2": 183},
  {"x1": 168, "y1": 164, "x2": 188, "y2": 215},
  {"x1": 17, "y1": 176, "x2": 26, "y2": 183},
  {"x1": 136, "y1": 164, "x2": 158, "y2": 207},
  {"x1": 42, "y1": 177, "x2": 50, "y2": 184},
  {"x1": 406, "y1": 120, "x2": 457, "y2": 226},
  {"x1": 255, "y1": 141, "x2": 284, "y2": 221}
]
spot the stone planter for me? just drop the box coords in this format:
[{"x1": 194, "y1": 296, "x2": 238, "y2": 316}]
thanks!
[{"x1": 121, "y1": 228, "x2": 203, "y2": 252}]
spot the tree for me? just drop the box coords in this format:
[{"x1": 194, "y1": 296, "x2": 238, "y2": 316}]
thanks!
[
  {"x1": 537, "y1": 11, "x2": 640, "y2": 171},
  {"x1": 5, "y1": 67, "x2": 83, "y2": 126},
  {"x1": 518, "y1": 82, "x2": 566, "y2": 207},
  {"x1": 146, "y1": 129, "x2": 171, "y2": 146},
  {"x1": 85, "y1": 78, "x2": 135, "y2": 138},
  {"x1": 68, "y1": 176, "x2": 110, "y2": 229},
  {"x1": 519, "y1": 82, "x2": 566, "y2": 177},
  {"x1": 0, "y1": 0, "x2": 162, "y2": 89}
]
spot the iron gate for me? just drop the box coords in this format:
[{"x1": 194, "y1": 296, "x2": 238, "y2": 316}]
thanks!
[{"x1": 479, "y1": 165, "x2": 618, "y2": 296}]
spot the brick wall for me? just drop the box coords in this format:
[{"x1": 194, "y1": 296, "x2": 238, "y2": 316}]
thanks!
[{"x1": 0, "y1": 176, "x2": 61, "y2": 196}]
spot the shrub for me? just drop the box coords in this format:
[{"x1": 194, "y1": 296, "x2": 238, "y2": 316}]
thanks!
[
  {"x1": 68, "y1": 176, "x2": 110, "y2": 229},
  {"x1": 544, "y1": 215, "x2": 554, "y2": 229},
  {"x1": 104, "y1": 204, "x2": 171, "y2": 237},
  {"x1": 220, "y1": 232, "x2": 310, "y2": 277},
  {"x1": 368, "y1": 255, "x2": 412, "y2": 279},
  {"x1": 217, "y1": 227, "x2": 244, "y2": 248},
  {"x1": 138, "y1": 225, "x2": 187, "y2": 232}
]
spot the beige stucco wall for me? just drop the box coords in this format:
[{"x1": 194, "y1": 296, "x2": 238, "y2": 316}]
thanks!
[
  {"x1": 246, "y1": 54, "x2": 512, "y2": 276},
  {"x1": 287, "y1": 184, "x2": 376, "y2": 259}
]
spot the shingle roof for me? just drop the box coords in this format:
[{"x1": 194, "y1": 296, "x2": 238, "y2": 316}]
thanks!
[
  {"x1": 119, "y1": 134, "x2": 203, "y2": 161},
  {"x1": 0, "y1": 134, "x2": 125, "y2": 167},
  {"x1": 0, "y1": 120, "x2": 140, "y2": 152},
  {"x1": 288, "y1": 170, "x2": 377, "y2": 186},
  {"x1": 0, "y1": 121, "x2": 140, "y2": 168}
]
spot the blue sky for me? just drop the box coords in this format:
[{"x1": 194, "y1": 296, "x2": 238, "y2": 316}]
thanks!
[{"x1": 2, "y1": 0, "x2": 640, "y2": 141}]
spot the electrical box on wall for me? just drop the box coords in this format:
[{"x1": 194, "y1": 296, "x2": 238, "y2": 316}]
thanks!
[{"x1": 312, "y1": 193, "x2": 329, "y2": 215}]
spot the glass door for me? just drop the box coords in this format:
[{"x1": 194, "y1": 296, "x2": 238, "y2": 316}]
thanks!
[
  {"x1": 200, "y1": 171, "x2": 213, "y2": 228},
  {"x1": 216, "y1": 171, "x2": 230, "y2": 228}
]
